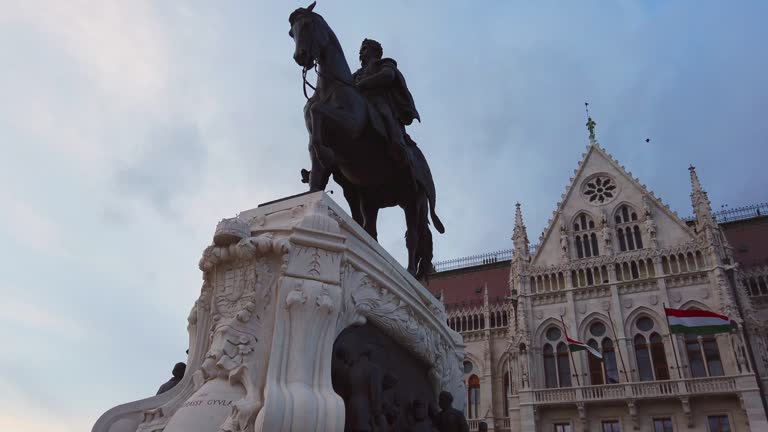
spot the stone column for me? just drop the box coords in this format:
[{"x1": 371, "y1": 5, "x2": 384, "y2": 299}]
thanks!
[{"x1": 517, "y1": 390, "x2": 536, "y2": 432}]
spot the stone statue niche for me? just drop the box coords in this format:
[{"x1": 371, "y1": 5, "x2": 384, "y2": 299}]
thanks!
[{"x1": 333, "y1": 323, "x2": 436, "y2": 431}]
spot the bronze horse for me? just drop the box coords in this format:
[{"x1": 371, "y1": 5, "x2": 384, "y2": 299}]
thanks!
[{"x1": 289, "y1": 3, "x2": 444, "y2": 280}]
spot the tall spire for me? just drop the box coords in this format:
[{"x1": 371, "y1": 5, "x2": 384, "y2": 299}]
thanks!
[
  {"x1": 689, "y1": 164, "x2": 714, "y2": 227},
  {"x1": 512, "y1": 202, "x2": 530, "y2": 260},
  {"x1": 585, "y1": 102, "x2": 597, "y2": 145}
]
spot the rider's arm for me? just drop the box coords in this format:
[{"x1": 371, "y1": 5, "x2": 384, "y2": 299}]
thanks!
[{"x1": 355, "y1": 65, "x2": 395, "y2": 89}]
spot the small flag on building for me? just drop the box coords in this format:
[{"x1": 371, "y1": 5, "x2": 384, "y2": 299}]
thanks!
[
  {"x1": 665, "y1": 308, "x2": 731, "y2": 335},
  {"x1": 567, "y1": 336, "x2": 603, "y2": 359}
]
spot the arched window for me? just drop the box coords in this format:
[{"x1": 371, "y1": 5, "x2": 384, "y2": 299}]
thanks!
[
  {"x1": 591, "y1": 233, "x2": 600, "y2": 256},
  {"x1": 686, "y1": 334, "x2": 724, "y2": 377},
  {"x1": 490, "y1": 313, "x2": 496, "y2": 328},
  {"x1": 502, "y1": 372, "x2": 510, "y2": 414},
  {"x1": 556, "y1": 343, "x2": 572, "y2": 387},
  {"x1": 625, "y1": 227, "x2": 635, "y2": 250},
  {"x1": 479, "y1": 315, "x2": 485, "y2": 330},
  {"x1": 467, "y1": 375, "x2": 480, "y2": 419},
  {"x1": 543, "y1": 326, "x2": 572, "y2": 388},
  {"x1": 650, "y1": 333, "x2": 670, "y2": 380},
  {"x1": 633, "y1": 226, "x2": 643, "y2": 249},
  {"x1": 573, "y1": 212, "x2": 599, "y2": 259},
  {"x1": 602, "y1": 338, "x2": 620, "y2": 383},
  {"x1": 544, "y1": 344, "x2": 557, "y2": 388},
  {"x1": 575, "y1": 236, "x2": 584, "y2": 258},
  {"x1": 633, "y1": 316, "x2": 669, "y2": 381},
  {"x1": 585, "y1": 321, "x2": 619, "y2": 385},
  {"x1": 502, "y1": 311, "x2": 508, "y2": 326},
  {"x1": 618, "y1": 229, "x2": 627, "y2": 252},
  {"x1": 634, "y1": 334, "x2": 654, "y2": 381},
  {"x1": 616, "y1": 205, "x2": 638, "y2": 224},
  {"x1": 588, "y1": 339, "x2": 604, "y2": 385},
  {"x1": 615, "y1": 205, "x2": 643, "y2": 252},
  {"x1": 686, "y1": 334, "x2": 706, "y2": 377}
]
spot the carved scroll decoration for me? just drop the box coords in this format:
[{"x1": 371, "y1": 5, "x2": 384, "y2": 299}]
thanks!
[{"x1": 337, "y1": 263, "x2": 466, "y2": 409}]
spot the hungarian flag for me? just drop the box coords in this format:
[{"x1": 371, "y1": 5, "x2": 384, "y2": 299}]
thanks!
[
  {"x1": 567, "y1": 336, "x2": 602, "y2": 359},
  {"x1": 665, "y1": 308, "x2": 731, "y2": 335}
]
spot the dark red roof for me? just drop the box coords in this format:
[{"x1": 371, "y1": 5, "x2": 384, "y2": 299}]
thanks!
[
  {"x1": 425, "y1": 262, "x2": 510, "y2": 307},
  {"x1": 722, "y1": 216, "x2": 768, "y2": 268}
]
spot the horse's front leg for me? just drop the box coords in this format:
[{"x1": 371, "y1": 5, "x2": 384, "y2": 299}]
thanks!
[
  {"x1": 359, "y1": 199, "x2": 380, "y2": 241},
  {"x1": 307, "y1": 144, "x2": 331, "y2": 192}
]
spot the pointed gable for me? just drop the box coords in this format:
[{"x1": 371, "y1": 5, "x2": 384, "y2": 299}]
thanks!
[{"x1": 532, "y1": 144, "x2": 696, "y2": 267}]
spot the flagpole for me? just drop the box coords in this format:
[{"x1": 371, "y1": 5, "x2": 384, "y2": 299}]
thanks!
[
  {"x1": 663, "y1": 303, "x2": 683, "y2": 378},
  {"x1": 560, "y1": 315, "x2": 581, "y2": 387},
  {"x1": 607, "y1": 309, "x2": 629, "y2": 383}
]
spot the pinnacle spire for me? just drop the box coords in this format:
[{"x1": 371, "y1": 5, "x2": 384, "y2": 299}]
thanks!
[
  {"x1": 689, "y1": 164, "x2": 703, "y2": 192},
  {"x1": 513, "y1": 202, "x2": 529, "y2": 259},
  {"x1": 689, "y1": 164, "x2": 714, "y2": 227}
]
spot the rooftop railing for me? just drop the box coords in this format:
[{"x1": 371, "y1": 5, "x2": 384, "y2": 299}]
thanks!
[
  {"x1": 433, "y1": 249, "x2": 513, "y2": 272},
  {"x1": 683, "y1": 202, "x2": 768, "y2": 224}
]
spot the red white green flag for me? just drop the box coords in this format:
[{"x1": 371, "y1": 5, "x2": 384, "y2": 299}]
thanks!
[
  {"x1": 665, "y1": 308, "x2": 731, "y2": 335},
  {"x1": 567, "y1": 336, "x2": 602, "y2": 359}
]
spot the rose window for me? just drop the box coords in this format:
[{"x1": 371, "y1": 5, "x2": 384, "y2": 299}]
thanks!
[{"x1": 582, "y1": 176, "x2": 617, "y2": 204}]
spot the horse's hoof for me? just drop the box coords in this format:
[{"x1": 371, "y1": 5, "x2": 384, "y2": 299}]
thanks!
[{"x1": 300, "y1": 168, "x2": 310, "y2": 183}]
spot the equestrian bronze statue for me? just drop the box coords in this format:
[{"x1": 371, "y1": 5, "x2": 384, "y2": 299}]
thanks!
[{"x1": 289, "y1": 2, "x2": 444, "y2": 280}]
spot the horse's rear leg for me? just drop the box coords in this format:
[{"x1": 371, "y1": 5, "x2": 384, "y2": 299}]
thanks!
[
  {"x1": 416, "y1": 210, "x2": 433, "y2": 280},
  {"x1": 360, "y1": 200, "x2": 379, "y2": 241},
  {"x1": 403, "y1": 199, "x2": 423, "y2": 277}
]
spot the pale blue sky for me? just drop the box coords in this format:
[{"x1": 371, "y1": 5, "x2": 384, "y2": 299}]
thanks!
[{"x1": 1, "y1": 1, "x2": 767, "y2": 430}]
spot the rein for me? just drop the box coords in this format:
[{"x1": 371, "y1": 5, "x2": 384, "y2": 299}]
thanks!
[
  {"x1": 301, "y1": 60, "x2": 355, "y2": 101},
  {"x1": 302, "y1": 65, "x2": 316, "y2": 100}
]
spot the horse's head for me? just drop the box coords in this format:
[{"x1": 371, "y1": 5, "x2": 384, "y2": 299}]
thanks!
[{"x1": 289, "y1": 2, "x2": 329, "y2": 69}]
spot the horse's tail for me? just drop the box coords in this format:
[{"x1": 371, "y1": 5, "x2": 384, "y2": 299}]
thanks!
[
  {"x1": 429, "y1": 194, "x2": 445, "y2": 234},
  {"x1": 406, "y1": 134, "x2": 445, "y2": 234}
]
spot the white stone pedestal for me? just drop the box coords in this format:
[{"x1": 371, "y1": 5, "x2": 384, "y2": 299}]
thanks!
[{"x1": 92, "y1": 192, "x2": 465, "y2": 432}]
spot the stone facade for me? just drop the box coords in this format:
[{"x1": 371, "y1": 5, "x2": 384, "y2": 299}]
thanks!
[{"x1": 429, "y1": 142, "x2": 768, "y2": 431}]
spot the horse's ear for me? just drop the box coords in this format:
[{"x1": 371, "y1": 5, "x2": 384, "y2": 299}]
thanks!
[{"x1": 307, "y1": 1, "x2": 316, "y2": 11}]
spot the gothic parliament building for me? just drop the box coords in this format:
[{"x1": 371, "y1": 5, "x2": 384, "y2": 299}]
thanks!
[{"x1": 427, "y1": 124, "x2": 768, "y2": 432}]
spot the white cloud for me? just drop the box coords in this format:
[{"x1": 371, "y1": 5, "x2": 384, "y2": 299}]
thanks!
[
  {"x1": 0, "y1": 288, "x2": 84, "y2": 340},
  {"x1": 3, "y1": 0, "x2": 171, "y2": 110},
  {"x1": 0, "y1": 401, "x2": 91, "y2": 432},
  {"x1": 0, "y1": 193, "x2": 67, "y2": 257}
]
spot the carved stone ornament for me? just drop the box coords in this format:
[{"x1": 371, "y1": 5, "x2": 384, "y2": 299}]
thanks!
[
  {"x1": 92, "y1": 192, "x2": 465, "y2": 432},
  {"x1": 581, "y1": 174, "x2": 619, "y2": 206}
]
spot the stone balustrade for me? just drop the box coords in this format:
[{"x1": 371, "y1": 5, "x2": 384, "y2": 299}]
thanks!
[
  {"x1": 466, "y1": 417, "x2": 511, "y2": 432},
  {"x1": 529, "y1": 376, "x2": 737, "y2": 405}
]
